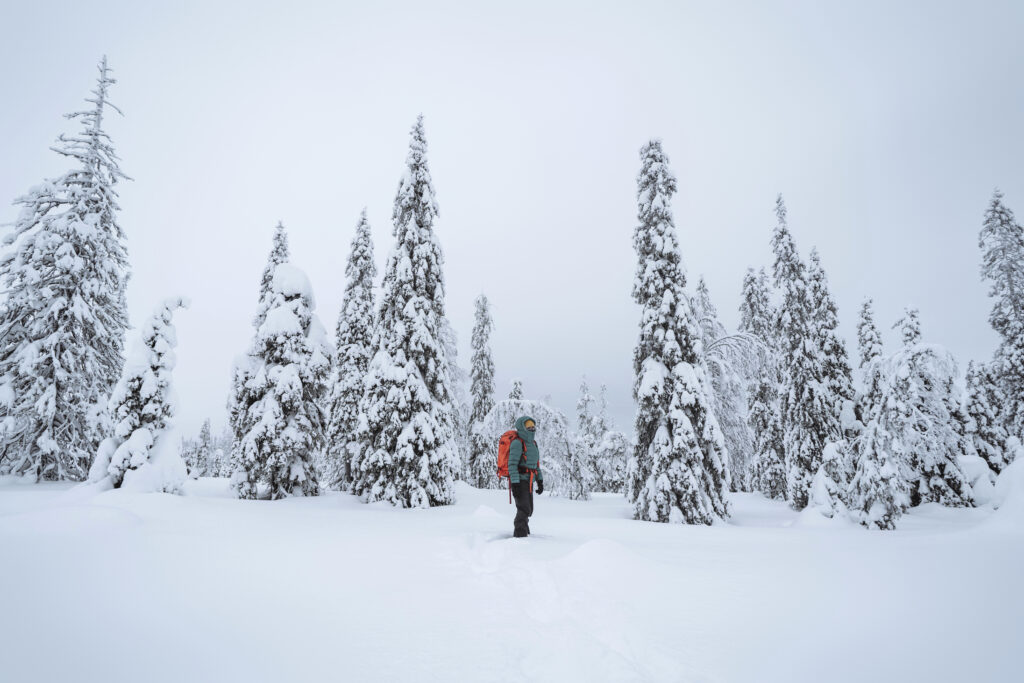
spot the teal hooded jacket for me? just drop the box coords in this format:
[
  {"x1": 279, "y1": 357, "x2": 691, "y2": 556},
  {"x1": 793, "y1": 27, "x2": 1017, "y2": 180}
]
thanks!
[{"x1": 508, "y1": 415, "x2": 543, "y2": 485}]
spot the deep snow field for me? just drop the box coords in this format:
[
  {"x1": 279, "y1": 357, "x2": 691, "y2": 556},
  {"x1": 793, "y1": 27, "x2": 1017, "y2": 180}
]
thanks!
[{"x1": 1, "y1": 475, "x2": 1021, "y2": 683}]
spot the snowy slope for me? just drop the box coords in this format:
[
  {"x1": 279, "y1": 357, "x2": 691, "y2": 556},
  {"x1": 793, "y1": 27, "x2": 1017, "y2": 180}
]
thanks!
[{"x1": 0, "y1": 477, "x2": 1021, "y2": 683}]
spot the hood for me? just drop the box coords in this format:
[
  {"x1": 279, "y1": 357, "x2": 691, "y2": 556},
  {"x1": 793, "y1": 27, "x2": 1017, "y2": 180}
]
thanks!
[{"x1": 515, "y1": 415, "x2": 537, "y2": 444}]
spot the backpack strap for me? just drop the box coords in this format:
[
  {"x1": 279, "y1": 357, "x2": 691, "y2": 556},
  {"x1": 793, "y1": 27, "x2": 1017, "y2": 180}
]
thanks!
[{"x1": 506, "y1": 435, "x2": 527, "y2": 505}]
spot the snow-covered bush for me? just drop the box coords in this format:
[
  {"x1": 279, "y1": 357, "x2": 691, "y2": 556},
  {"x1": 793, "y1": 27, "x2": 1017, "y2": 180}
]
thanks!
[
  {"x1": 891, "y1": 313, "x2": 974, "y2": 508},
  {"x1": 965, "y1": 361, "x2": 1012, "y2": 474},
  {"x1": 851, "y1": 316, "x2": 975, "y2": 528},
  {"x1": 589, "y1": 430, "x2": 631, "y2": 493},
  {"x1": 808, "y1": 442, "x2": 851, "y2": 519},
  {"x1": 88, "y1": 298, "x2": 189, "y2": 493},
  {"x1": 573, "y1": 379, "x2": 628, "y2": 493}
]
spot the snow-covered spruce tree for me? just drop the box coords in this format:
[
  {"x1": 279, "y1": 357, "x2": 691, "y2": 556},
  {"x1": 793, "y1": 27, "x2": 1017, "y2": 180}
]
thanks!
[
  {"x1": 891, "y1": 309, "x2": 973, "y2": 507},
  {"x1": 849, "y1": 352, "x2": 911, "y2": 530},
  {"x1": 441, "y1": 316, "x2": 471, "y2": 480},
  {"x1": 195, "y1": 419, "x2": 213, "y2": 477},
  {"x1": 577, "y1": 376, "x2": 596, "y2": 438},
  {"x1": 478, "y1": 398, "x2": 591, "y2": 500},
  {"x1": 215, "y1": 425, "x2": 234, "y2": 477},
  {"x1": 593, "y1": 384, "x2": 613, "y2": 437},
  {"x1": 253, "y1": 221, "x2": 290, "y2": 329},
  {"x1": 467, "y1": 294, "x2": 497, "y2": 488},
  {"x1": 591, "y1": 430, "x2": 631, "y2": 493},
  {"x1": 805, "y1": 248, "x2": 857, "y2": 515},
  {"x1": 944, "y1": 372, "x2": 977, "y2": 469},
  {"x1": 853, "y1": 298, "x2": 884, "y2": 461},
  {"x1": 230, "y1": 264, "x2": 331, "y2": 499},
  {"x1": 508, "y1": 379, "x2": 524, "y2": 400},
  {"x1": 0, "y1": 58, "x2": 130, "y2": 481},
  {"x1": 89, "y1": 298, "x2": 188, "y2": 492},
  {"x1": 856, "y1": 299, "x2": 884, "y2": 371},
  {"x1": 808, "y1": 249, "x2": 857, "y2": 433},
  {"x1": 351, "y1": 115, "x2": 460, "y2": 508},
  {"x1": 693, "y1": 276, "x2": 754, "y2": 491},
  {"x1": 739, "y1": 268, "x2": 787, "y2": 499},
  {"x1": 323, "y1": 210, "x2": 377, "y2": 491},
  {"x1": 629, "y1": 140, "x2": 729, "y2": 524},
  {"x1": 896, "y1": 306, "x2": 921, "y2": 345},
  {"x1": 979, "y1": 190, "x2": 1024, "y2": 440},
  {"x1": 575, "y1": 377, "x2": 602, "y2": 445},
  {"x1": 965, "y1": 361, "x2": 1011, "y2": 473},
  {"x1": 574, "y1": 376, "x2": 603, "y2": 490},
  {"x1": 227, "y1": 222, "x2": 293, "y2": 493},
  {"x1": 771, "y1": 196, "x2": 841, "y2": 511},
  {"x1": 179, "y1": 437, "x2": 198, "y2": 478},
  {"x1": 586, "y1": 387, "x2": 630, "y2": 493}
]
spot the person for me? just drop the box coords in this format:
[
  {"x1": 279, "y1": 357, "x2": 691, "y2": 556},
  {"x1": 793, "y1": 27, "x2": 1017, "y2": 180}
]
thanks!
[{"x1": 509, "y1": 415, "x2": 544, "y2": 537}]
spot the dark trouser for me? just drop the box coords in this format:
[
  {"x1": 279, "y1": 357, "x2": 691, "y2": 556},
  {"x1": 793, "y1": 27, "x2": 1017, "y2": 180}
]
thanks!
[{"x1": 513, "y1": 477, "x2": 534, "y2": 537}]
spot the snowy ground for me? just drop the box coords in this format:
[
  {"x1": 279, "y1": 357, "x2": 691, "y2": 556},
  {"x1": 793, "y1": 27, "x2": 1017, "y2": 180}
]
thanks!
[{"x1": 1, "y1": 477, "x2": 1021, "y2": 683}]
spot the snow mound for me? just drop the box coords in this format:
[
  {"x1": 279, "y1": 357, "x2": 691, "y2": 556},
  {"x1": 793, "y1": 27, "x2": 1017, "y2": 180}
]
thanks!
[
  {"x1": 990, "y1": 459, "x2": 1024, "y2": 528},
  {"x1": 555, "y1": 538, "x2": 638, "y2": 572},
  {"x1": 119, "y1": 428, "x2": 187, "y2": 494},
  {"x1": 471, "y1": 505, "x2": 501, "y2": 519},
  {"x1": 794, "y1": 505, "x2": 855, "y2": 529},
  {"x1": 959, "y1": 454, "x2": 996, "y2": 506}
]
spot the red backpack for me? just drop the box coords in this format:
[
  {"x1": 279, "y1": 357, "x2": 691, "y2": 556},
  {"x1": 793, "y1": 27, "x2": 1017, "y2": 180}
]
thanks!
[{"x1": 497, "y1": 429, "x2": 525, "y2": 502}]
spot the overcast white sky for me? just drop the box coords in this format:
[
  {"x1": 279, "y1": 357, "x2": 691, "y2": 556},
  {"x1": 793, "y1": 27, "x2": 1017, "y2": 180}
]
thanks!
[{"x1": 2, "y1": 0, "x2": 1022, "y2": 437}]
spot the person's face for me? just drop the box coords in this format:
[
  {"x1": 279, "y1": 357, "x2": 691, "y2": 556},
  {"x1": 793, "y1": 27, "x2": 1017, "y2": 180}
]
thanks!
[{"x1": 524, "y1": 419, "x2": 536, "y2": 432}]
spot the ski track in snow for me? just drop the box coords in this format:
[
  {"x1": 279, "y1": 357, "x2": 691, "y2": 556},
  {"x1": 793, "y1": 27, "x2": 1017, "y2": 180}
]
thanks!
[{"x1": 0, "y1": 478, "x2": 1022, "y2": 683}]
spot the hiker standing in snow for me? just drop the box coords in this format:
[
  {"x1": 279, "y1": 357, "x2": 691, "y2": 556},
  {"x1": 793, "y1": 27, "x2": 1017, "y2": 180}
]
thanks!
[{"x1": 510, "y1": 416, "x2": 544, "y2": 537}]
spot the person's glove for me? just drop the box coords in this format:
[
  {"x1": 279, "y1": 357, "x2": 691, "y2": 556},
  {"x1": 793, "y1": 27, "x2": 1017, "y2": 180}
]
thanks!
[
  {"x1": 511, "y1": 481, "x2": 521, "y2": 498},
  {"x1": 536, "y1": 480, "x2": 544, "y2": 495}
]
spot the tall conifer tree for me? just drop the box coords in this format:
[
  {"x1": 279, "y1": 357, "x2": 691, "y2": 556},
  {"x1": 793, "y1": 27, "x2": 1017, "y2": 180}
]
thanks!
[
  {"x1": 0, "y1": 57, "x2": 130, "y2": 480},
  {"x1": 979, "y1": 190, "x2": 1024, "y2": 439},
  {"x1": 771, "y1": 196, "x2": 835, "y2": 509},
  {"x1": 807, "y1": 249, "x2": 856, "y2": 431},
  {"x1": 467, "y1": 294, "x2": 496, "y2": 488},
  {"x1": 228, "y1": 223, "x2": 292, "y2": 487},
  {"x1": 324, "y1": 210, "x2": 377, "y2": 490},
  {"x1": 740, "y1": 268, "x2": 786, "y2": 499},
  {"x1": 805, "y1": 248, "x2": 856, "y2": 514},
  {"x1": 352, "y1": 116, "x2": 460, "y2": 508},
  {"x1": 629, "y1": 140, "x2": 729, "y2": 524}
]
